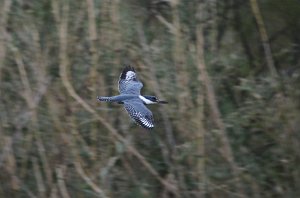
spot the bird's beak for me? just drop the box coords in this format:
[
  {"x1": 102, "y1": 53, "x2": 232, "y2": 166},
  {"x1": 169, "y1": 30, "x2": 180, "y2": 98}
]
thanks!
[{"x1": 158, "y1": 100, "x2": 168, "y2": 104}]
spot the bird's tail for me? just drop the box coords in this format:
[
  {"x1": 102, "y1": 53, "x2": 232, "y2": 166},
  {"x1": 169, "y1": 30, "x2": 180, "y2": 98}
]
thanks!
[{"x1": 97, "y1": 96, "x2": 115, "y2": 102}]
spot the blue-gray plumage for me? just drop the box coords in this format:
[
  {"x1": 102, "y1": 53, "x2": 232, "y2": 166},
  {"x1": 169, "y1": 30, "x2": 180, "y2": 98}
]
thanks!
[{"x1": 97, "y1": 66, "x2": 167, "y2": 129}]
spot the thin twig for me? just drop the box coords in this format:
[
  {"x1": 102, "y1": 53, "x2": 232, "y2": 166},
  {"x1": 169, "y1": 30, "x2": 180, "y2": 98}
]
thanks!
[
  {"x1": 0, "y1": 0, "x2": 12, "y2": 81},
  {"x1": 249, "y1": 0, "x2": 278, "y2": 78},
  {"x1": 49, "y1": 183, "x2": 59, "y2": 198},
  {"x1": 74, "y1": 161, "x2": 108, "y2": 198},
  {"x1": 68, "y1": 108, "x2": 108, "y2": 198},
  {"x1": 192, "y1": 42, "x2": 206, "y2": 193},
  {"x1": 56, "y1": 165, "x2": 71, "y2": 198},
  {"x1": 32, "y1": 157, "x2": 46, "y2": 198},
  {"x1": 154, "y1": 12, "x2": 176, "y2": 34}
]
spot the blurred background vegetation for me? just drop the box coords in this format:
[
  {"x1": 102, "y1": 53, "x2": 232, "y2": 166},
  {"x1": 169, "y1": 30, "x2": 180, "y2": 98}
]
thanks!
[{"x1": 1, "y1": 0, "x2": 300, "y2": 197}]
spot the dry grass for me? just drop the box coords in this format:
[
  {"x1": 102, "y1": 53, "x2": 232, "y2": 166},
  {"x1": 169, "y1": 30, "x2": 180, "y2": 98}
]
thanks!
[{"x1": 0, "y1": 0, "x2": 300, "y2": 197}]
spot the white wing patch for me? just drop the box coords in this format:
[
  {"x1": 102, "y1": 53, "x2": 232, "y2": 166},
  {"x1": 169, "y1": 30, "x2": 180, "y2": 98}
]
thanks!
[
  {"x1": 125, "y1": 71, "x2": 136, "y2": 80},
  {"x1": 139, "y1": 96, "x2": 156, "y2": 104}
]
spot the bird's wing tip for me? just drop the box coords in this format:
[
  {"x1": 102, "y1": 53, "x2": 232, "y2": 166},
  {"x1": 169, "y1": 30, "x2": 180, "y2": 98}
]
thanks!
[
  {"x1": 148, "y1": 126, "x2": 154, "y2": 130},
  {"x1": 123, "y1": 65, "x2": 135, "y2": 72},
  {"x1": 139, "y1": 124, "x2": 154, "y2": 130}
]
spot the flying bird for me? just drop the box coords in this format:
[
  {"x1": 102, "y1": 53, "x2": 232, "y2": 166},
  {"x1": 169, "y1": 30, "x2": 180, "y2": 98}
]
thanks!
[{"x1": 97, "y1": 66, "x2": 167, "y2": 129}]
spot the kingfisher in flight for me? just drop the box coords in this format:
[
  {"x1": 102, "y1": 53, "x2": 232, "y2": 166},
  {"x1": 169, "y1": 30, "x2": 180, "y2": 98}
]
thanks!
[{"x1": 97, "y1": 66, "x2": 167, "y2": 129}]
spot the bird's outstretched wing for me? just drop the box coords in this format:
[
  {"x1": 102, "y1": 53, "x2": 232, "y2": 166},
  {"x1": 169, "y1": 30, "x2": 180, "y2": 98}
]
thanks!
[
  {"x1": 123, "y1": 99, "x2": 154, "y2": 129},
  {"x1": 118, "y1": 66, "x2": 143, "y2": 95}
]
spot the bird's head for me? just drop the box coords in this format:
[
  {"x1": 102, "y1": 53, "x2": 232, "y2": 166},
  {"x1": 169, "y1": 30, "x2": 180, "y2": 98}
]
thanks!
[{"x1": 140, "y1": 95, "x2": 168, "y2": 105}]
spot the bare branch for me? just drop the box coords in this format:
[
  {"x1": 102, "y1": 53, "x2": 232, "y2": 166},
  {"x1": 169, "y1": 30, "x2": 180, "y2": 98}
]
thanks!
[
  {"x1": 0, "y1": 0, "x2": 12, "y2": 80},
  {"x1": 56, "y1": 165, "x2": 71, "y2": 198},
  {"x1": 250, "y1": 0, "x2": 278, "y2": 78}
]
